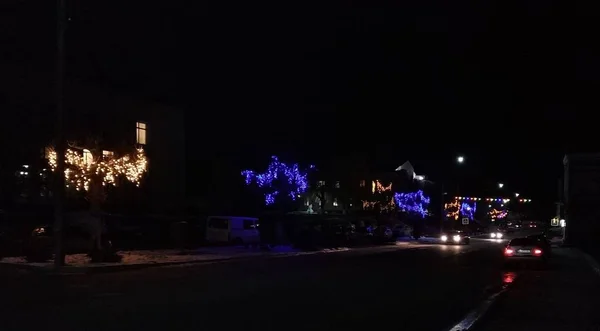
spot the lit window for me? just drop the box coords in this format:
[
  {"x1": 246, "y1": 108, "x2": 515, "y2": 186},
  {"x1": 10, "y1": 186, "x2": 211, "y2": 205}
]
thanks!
[
  {"x1": 136, "y1": 122, "x2": 147, "y2": 145},
  {"x1": 333, "y1": 198, "x2": 339, "y2": 207},
  {"x1": 103, "y1": 150, "x2": 114, "y2": 158},
  {"x1": 359, "y1": 180, "x2": 365, "y2": 187},
  {"x1": 83, "y1": 149, "x2": 93, "y2": 165},
  {"x1": 317, "y1": 181, "x2": 325, "y2": 187},
  {"x1": 335, "y1": 181, "x2": 340, "y2": 188}
]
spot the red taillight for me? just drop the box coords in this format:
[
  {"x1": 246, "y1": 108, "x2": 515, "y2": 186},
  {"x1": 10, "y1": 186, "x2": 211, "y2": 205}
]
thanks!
[
  {"x1": 533, "y1": 248, "x2": 542, "y2": 255},
  {"x1": 504, "y1": 247, "x2": 514, "y2": 256}
]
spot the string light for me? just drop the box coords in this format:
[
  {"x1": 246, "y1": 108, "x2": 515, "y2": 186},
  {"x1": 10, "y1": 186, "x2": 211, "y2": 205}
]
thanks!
[
  {"x1": 460, "y1": 202, "x2": 476, "y2": 220},
  {"x1": 456, "y1": 196, "x2": 531, "y2": 203},
  {"x1": 394, "y1": 190, "x2": 430, "y2": 218},
  {"x1": 489, "y1": 208, "x2": 507, "y2": 219},
  {"x1": 372, "y1": 180, "x2": 392, "y2": 193},
  {"x1": 361, "y1": 197, "x2": 395, "y2": 211},
  {"x1": 445, "y1": 200, "x2": 460, "y2": 220},
  {"x1": 48, "y1": 147, "x2": 148, "y2": 192},
  {"x1": 241, "y1": 156, "x2": 310, "y2": 205}
]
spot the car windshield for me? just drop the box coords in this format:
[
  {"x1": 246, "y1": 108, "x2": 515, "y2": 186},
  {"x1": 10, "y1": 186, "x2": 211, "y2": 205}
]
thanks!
[{"x1": 509, "y1": 238, "x2": 535, "y2": 246}]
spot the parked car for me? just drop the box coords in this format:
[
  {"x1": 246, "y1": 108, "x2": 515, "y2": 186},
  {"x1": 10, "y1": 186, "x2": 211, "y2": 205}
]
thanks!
[{"x1": 205, "y1": 216, "x2": 260, "y2": 246}]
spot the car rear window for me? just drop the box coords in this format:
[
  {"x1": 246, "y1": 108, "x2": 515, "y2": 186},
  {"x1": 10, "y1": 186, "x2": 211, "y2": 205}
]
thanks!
[{"x1": 509, "y1": 238, "x2": 534, "y2": 246}]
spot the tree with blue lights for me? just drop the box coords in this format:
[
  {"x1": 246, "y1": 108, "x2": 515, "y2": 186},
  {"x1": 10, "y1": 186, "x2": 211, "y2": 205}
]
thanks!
[
  {"x1": 241, "y1": 156, "x2": 311, "y2": 207},
  {"x1": 460, "y1": 202, "x2": 476, "y2": 220},
  {"x1": 393, "y1": 190, "x2": 431, "y2": 218}
]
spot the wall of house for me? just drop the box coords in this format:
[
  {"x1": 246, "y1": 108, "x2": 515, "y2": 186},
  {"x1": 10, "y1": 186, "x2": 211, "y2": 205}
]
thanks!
[{"x1": 61, "y1": 87, "x2": 187, "y2": 212}]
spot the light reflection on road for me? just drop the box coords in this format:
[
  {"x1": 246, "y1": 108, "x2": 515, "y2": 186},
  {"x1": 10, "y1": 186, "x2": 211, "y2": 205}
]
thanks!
[
  {"x1": 439, "y1": 245, "x2": 463, "y2": 252},
  {"x1": 503, "y1": 271, "x2": 516, "y2": 284}
]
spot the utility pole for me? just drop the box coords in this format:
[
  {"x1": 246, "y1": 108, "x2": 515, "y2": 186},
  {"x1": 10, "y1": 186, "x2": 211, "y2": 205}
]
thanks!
[{"x1": 54, "y1": 0, "x2": 67, "y2": 267}]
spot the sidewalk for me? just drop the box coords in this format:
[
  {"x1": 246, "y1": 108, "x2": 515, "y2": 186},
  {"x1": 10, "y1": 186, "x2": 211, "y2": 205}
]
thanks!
[
  {"x1": 474, "y1": 247, "x2": 600, "y2": 331},
  {"x1": 0, "y1": 245, "x2": 352, "y2": 274}
]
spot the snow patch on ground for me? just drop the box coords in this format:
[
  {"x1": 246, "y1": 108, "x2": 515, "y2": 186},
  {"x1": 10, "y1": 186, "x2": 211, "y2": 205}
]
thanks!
[{"x1": 0, "y1": 245, "x2": 352, "y2": 268}]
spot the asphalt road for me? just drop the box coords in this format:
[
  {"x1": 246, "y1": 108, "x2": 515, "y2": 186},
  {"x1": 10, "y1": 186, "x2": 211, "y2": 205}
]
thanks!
[{"x1": 0, "y1": 234, "x2": 537, "y2": 331}]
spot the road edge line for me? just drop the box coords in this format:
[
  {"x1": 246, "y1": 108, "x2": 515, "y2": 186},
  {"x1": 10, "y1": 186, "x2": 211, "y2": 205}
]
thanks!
[{"x1": 446, "y1": 285, "x2": 509, "y2": 331}]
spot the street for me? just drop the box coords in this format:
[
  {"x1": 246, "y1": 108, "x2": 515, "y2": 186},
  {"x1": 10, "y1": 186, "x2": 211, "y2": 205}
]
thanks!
[{"x1": 0, "y1": 234, "x2": 596, "y2": 331}]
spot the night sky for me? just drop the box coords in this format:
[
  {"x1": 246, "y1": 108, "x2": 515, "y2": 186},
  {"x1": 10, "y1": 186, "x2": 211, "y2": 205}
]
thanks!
[{"x1": 1, "y1": 0, "x2": 593, "y2": 215}]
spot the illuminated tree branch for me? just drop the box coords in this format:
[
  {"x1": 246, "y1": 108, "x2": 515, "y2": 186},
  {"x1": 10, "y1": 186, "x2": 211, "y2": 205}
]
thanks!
[
  {"x1": 241, "y1": 156, "x2": 311, "y2": 206},
  {"x1": 47, "y1": 147, "x2": 148, "y2": 192}
]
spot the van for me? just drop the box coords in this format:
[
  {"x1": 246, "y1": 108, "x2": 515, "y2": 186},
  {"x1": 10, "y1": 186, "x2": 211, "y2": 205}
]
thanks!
[{"x1": 205, "y1": 216, "x2": 260, "y2": 245}]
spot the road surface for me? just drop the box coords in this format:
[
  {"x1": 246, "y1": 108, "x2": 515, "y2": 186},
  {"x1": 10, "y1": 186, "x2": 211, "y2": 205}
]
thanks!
[{"x1": 0, "y1": 233, "x2": 576, "y2": 331}]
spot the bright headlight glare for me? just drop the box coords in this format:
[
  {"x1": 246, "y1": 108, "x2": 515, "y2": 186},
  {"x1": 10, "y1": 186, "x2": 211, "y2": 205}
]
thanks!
[
  {"x1": 441, "y1": 235, "x2": 448, "y2": 242},
  {"x1": 496, "y1": 233, "x2": 503, "y2": 238},
  {"x1": 490, "y1": 233, "x2": 496, "y2": 238},
  {"x1": 453, "y1": 235, "x2": 461, "y2": 242}
]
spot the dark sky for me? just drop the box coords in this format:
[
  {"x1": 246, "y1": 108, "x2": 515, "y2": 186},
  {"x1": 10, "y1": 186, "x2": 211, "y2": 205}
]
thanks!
[{"x1": 1, "y1": 0, "x2": 593, "y2": 212}]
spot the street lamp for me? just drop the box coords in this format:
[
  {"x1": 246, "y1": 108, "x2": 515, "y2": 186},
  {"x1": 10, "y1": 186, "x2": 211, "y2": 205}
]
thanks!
[
  {"x1": 515, "y1": 193, "x2": 519, "y2": 197},
  {"x1": 457, "y1": 156, "x2": 464, "y2": 164},
  {"x1": 498, "y1": 183, "x2": 504, "y2": 189}
]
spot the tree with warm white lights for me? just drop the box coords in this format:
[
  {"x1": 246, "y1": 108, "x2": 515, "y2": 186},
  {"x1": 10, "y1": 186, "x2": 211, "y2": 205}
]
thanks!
[
  {"x1": 47, "y1": 146, "x2": 148, "y2": 193},
  {"x1": 47, "y1": 145, "x2": 148, "y2": 254},
  {"x1": 241, "y1": 156, "x2": 311, "y2": 209}
]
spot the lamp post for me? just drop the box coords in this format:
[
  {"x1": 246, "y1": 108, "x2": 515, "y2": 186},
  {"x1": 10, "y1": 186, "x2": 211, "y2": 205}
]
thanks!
[
  {"x1": 498, "y1": 183, "x2": 504, "y2": 189},
  {"x1": 54, "y1": 0, "x2": 67, "y2": 267}
]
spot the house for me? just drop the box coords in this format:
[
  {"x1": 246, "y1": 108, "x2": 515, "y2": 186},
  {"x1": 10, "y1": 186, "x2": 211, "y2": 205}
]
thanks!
[{"x1": 305, "y1": 162, "x2": 422, "y2": 214}]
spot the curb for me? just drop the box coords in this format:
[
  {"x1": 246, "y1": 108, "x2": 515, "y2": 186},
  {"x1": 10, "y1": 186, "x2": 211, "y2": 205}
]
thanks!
[
  {"x1": 1, "y1": 255, "x2": 255, "y2": 275},
  {"x1": 577, "y1": 248, "x2": 600, "y2": 278}
]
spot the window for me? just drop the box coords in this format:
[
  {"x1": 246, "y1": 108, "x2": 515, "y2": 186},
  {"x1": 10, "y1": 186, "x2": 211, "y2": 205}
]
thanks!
[
  {"x1": 333, "y1": 198, "x2": 339, "y2": 207},
  {"x1": 83, "y1": 149, "x2": 93, "y2": 165},
  {"x1": 208, "y1": 218, "x2": 229, "y2": 229},
  {"x1": 103, "y1": 150, "x2": 114, "y2": 158},
  {"x1": 335, "y1": 181, "x2": 340, "y2": 188},
  {"x1": 243, "y1": 220, "x2": 256, "y2": 230},
  {"x1": 317, "y1": 181, "x2": 325, "y2": 187},
  {"x1": 360, "y1": 180, "x2": 366, "y2": 187},
  {"x1": 136, "y1": 122, "x2": 147, "y2": 145}
]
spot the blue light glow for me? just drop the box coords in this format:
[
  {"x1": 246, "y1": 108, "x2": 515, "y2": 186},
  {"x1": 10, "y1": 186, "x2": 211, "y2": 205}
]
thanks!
[
  {"x1": 460, "y1": 202, "x2": 476, "y2": 220},
  {"x1": 241, "y1": 156, "x2": 310, "y2": 205},
  {"x1": 394, "y1": 190, "x2": 430, "y2": 218}
]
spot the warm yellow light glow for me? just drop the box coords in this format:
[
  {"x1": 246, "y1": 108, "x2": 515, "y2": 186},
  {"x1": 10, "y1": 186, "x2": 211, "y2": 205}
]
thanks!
[
  {"x1": 373, "y1": 180, "x2": 392, "y2": 193},
  {"x1": 445, "y1": 200, "x2": 460, "y2": 220},
  {"x1": 48, "y1": 147, "x2": 148, "y2": 192}
]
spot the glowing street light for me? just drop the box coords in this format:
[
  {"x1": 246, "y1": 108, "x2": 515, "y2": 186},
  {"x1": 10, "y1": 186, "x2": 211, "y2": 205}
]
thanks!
[
  {"x1": 498, "y1": 183, "x2": 504, "y2": 189},
  {"x1": 457, "y1": 156, "x2": 464, "y2": 164},
  {"x1": 515, "y1": 193, "x2": 519, "y2": 197}
]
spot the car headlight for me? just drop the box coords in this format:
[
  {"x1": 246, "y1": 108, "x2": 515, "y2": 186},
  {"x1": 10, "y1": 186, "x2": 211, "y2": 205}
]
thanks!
[
  {"x1": 496, "y1": 233, "x2": 503, "y2": 239},
  {"x1": 453, "y1": 235, "x2": 461, "y2": 242},
  {"x1": 33, "y1": 227, "x2": 46, "y2": 235},
  {"x1": 490, "y1": 233, "x2": 496, "y2": 238},
  {"x1": 441, "y1": 235, "x2": 448, "y2": 242}
]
